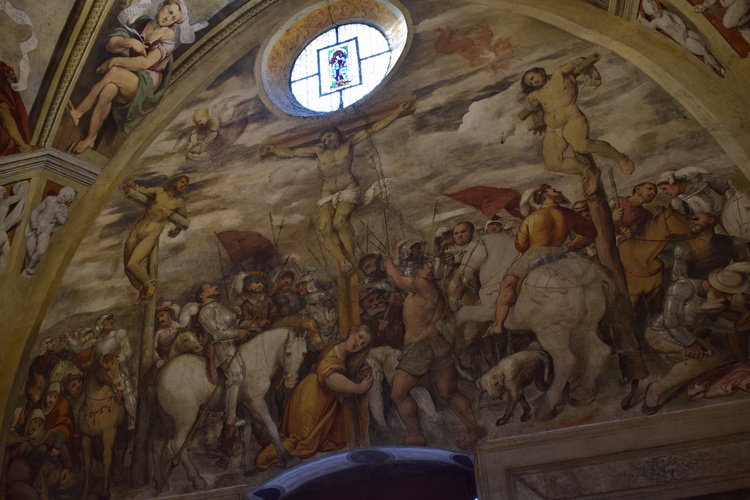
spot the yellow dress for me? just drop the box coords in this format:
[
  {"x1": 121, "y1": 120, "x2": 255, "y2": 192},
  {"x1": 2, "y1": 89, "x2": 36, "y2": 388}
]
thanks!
[{"x1": 254, "y1": 345, "x2": 348, "y2": 470}]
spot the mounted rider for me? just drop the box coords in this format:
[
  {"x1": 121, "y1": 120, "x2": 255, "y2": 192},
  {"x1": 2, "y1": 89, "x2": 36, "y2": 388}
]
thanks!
[
  {"x1": 489, "y1": 184, "x2": 597, "y2": 334},
  {"x1": 194, "y1": 283, "x2": 252, "y2": 467},
  {"x1": 194, "y1": 283, "x2": 250, "y2": 428},
  {"x1": 92, "y1": 314, "x2": 136, "y2": 430}
]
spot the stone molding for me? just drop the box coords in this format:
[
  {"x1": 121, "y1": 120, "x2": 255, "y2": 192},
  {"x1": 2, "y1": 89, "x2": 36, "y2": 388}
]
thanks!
[
  {"x1": 475, "y1": 400, "x2": 750, "y2": 499},
  {"x1": 0, "y1": 149, "x2": 101, "y2": 187}
]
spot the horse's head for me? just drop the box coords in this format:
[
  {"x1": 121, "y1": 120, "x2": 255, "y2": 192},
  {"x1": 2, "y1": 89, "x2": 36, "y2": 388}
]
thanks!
[
  {"x1": 282, "y1": 331, "x2": 308, "y2": 389},
  {"x1": 446, "y1": 274, "x2": 473, "y2": 311},
  {"x1": 172, "y1": 329, "x2": 203, "y2": 356},
  {"x1": 97, "y1": 354, "x2": 126, "y2": 392}
]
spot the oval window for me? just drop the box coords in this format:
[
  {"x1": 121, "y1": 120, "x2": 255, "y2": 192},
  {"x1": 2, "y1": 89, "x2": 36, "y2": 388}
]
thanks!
[{"x1": 290, "y1": 23, "x2": 395, "y2": 113}]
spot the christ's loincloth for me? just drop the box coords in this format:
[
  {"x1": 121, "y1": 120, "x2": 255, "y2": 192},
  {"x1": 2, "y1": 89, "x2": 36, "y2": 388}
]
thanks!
[{"x1": 317, "y1": 186, "x2": 361, "y2": 209}]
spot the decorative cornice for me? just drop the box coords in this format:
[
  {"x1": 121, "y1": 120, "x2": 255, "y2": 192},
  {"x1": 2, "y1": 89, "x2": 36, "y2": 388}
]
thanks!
[
  {"x1": 170, "y1": 0, "x2": 280, "y2": 84},
  {"x1": 37, "y1": 0, "x2": 278, "y2": 147},
  {"x1": 0, "y1": 149, "x2": 101, "y2": 187},
  {"x1": 38, "y1": 0, "x2": 113, "y2": 146}
]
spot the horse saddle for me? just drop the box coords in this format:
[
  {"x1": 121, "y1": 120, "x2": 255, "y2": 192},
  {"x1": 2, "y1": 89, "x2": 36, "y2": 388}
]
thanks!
[
  {"x1": 529, "y1": 252, "x2": 568, "y2": 271},
  {"x1": 203, "y1": 344, "x2": 219, "y2": 385},
  {"x1": 516, "y1": 252, "x2": 570, "y2": 294}
]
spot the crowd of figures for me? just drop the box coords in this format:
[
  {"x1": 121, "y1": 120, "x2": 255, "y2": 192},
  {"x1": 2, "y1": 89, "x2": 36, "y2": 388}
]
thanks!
[
  {"x1": 7, "y1": 165, "x2": 750, "y2": 498},
  {"x1": 6, "y1": 44, "x2": 750, "y2": 496}
]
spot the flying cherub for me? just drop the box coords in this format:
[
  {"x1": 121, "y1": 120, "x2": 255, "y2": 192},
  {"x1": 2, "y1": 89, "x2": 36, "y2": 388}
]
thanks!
[{"x1": 435, "y1": 24, "x2": 512, "y2": 70}]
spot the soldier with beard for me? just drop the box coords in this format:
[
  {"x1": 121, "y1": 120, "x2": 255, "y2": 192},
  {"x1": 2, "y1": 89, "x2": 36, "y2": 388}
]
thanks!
[
  {"x1": 272, "y1": 270, "x2": 305, "y2": 318},
  {"x1": 232, "y1": 272, "x2": 280, "y2": 336},
  {"x1": 490, "y1": 184, "x2": 596, "y2": 334},
  {"x1": 358, "y1": 287, "x2": 405, "y2": 348},
  {"x1": 358, "y1": 253, "x2": 395, "y2": 295},
  {"x1": 631, "y1": 267, "x2": 748, "y2": 414}
]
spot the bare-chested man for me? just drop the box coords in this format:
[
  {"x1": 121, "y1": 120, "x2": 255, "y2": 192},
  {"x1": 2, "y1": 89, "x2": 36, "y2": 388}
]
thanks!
[
  {"x1": 122, "y1": 175, "x2": 188, "y2": 303},
  {"x1": 521, "y1": 53, "x2": 634, "y2": 195},
  {"x1": 262, "y1": 101, "x2": 412, "y2": 273},
  {"x1": 383, "y1": 258, "x2": 485, "y2": 450}
]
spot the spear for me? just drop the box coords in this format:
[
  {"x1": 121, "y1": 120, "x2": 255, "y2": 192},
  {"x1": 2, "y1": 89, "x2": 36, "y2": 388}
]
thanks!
[
  {"x1": 367, "y1": 151, "x2": 390, "y2": 254},
  {"x1": 155, "y1": 343, "x2": 243, "y2": 495},
  {"x1": 213, "y1": 231, "x2": 232, "y2": 300},
  {"x1": 608, "y1": 166, "x2": 619, "y2": 202},
  {"x1": 308, "y1": 242, "x2": 336, "y2": 289},
  {"x1": 157, "y1": 233, "x2": 236, "y2": 495},
  {"x1": 358, "y1": 220, "x2": 386, "y2": 254},
  {"x1": 426, "y1": 200, "x2": 439, "y2": 256}
]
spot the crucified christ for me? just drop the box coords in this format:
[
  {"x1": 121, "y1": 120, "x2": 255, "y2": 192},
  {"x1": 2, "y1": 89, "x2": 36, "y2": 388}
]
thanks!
[
  {"x1": 261, "y1": 101, "x2": 412, "y2": 273},
  {"x1": 519, "y1": 53, "x2": 634, "y2": 196}
]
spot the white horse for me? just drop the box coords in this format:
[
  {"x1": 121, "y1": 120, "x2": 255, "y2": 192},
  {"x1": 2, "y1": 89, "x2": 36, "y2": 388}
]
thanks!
[
  {"x1": 447, "y1": 232, "x2": 519, "y2": 344},
  {"x1": 456, "y1": 254, "x2": 614, "y2": 420},
  {"x1": 154, "y1": 327, "x2": 308, "y2": 489},
  {"x1": 366, "y1": 346, "x2": 438, "y2": 430}
]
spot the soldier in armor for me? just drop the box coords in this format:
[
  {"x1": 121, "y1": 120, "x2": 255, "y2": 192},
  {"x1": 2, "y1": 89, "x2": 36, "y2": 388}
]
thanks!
[
  {"x1": 195, "y1": 283, "x2": 251, "y2": 467},
  {"x1": 656, "y1": 167, "x2": 733, "y2": 218},
  {"x1": 195, "y1": 284, "x2": 250, "y2": 428},
  {"x1": 92, "y1": 314, "x2": 136, "y2": 430},
  {"x1": 673, "y1": 212, "x2": 748, "y2": 282},
  {"x1": 272, "y1": 270, "x2": 305, "y2": 318},
  {"x1": 396, "y1": 238, "x2": 429, "y2": 278},
  {"x1": 629, "y1": 266, "x2": 747, "y2": 414}
]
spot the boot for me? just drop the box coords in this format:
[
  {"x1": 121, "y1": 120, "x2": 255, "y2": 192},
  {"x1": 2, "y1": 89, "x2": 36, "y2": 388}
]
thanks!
[
  {"x1": 122, "y1": 382, "x2": 137, "y2": 430},
  {"x1": 224, "y1": 384, "x2": 246, "y2": 427},
  {"x1": 214, "y1": 425, "x2": 238, "y2": 467}
]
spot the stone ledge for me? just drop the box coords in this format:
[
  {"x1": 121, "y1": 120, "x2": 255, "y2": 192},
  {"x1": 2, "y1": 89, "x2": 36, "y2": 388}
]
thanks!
[
  {"x1": 0, "y1": 148, "x2": 101, "y2": 187},
  {"x1": 476, "y1": 399, "x2": 750, "y2": 499}
]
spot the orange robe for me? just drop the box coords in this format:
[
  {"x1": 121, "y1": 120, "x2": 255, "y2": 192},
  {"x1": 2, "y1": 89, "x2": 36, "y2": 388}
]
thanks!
[
  {"x1": 255, "y1": 346, "x2": 347, "y2": 470},
  {"x1": 31, "y1": 397, "x2": 74, "y2": 447}
]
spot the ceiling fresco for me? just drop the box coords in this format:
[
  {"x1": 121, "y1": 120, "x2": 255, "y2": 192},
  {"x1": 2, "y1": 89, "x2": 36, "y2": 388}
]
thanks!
[
  {"x1": 3, "y1": 0, "x2": 750, "y2": 498},
  {"x1": 0, "y1": 0, "x2": 75, "y2": 110}
]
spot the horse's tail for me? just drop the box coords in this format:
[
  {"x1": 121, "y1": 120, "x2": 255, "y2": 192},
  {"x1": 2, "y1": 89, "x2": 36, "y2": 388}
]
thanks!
[
  {"x1": 154, "y1": 391, "x2": 176, "y2": 433},
  {"x1": 595, "y1": 267, "x2": 618, "y2": 308}
]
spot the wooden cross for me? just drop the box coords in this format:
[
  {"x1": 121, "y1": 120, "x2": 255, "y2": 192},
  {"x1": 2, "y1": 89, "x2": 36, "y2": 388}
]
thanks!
[
  {"x1": 261, "y1": 97, "x2": 415, "y2": 448},
  {"x1": 124, "y1": 188, "x2": 190, "y2": 486}
]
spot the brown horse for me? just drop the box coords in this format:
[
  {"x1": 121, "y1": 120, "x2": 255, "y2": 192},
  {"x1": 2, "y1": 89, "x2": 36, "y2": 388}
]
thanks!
[
  {"x1": 274, "y1": 312, "x2": 324, "y2": 350},
  {"x1": 79, "y1": 354, "x2": 125, "y2": 500},
  {"x1": 618, "y1": 206, "x2": 690, "y2": 310}
]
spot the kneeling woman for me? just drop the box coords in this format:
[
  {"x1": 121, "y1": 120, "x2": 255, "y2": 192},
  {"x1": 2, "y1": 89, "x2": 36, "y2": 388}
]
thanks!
[{"x1": 255, "y1": 325, "x2": 373, "y2": 470}]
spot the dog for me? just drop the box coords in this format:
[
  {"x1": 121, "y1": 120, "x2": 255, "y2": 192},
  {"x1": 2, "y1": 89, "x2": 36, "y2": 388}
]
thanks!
[{"x1": 476, "y1": 341, "x2": 551, "y2": 425}]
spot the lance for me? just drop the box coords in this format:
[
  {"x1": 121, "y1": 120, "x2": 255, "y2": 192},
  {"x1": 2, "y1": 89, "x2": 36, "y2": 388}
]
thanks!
[
  {"x1": 212, "y1": 231, "x2": 233, "y2": 300},
  {"x1": 358, "y1": 220, "x2": 386, "y2": 254},
  {"x1": 307, "y1": 245, "x2": 336, "y2": 291},
  {"x1": 367, "y1": 151, "x2": 390, "y2": 253},
  {"x1": 426, "y1": 200, "x2": 439, "y2": 257},
  {"x1": 156, "y1": 234, "x2": 242, "y2": 495},
  {"x1": 155, "y1": 339, "x2": 244, "y2": 495},
  {"x1": 269, "y1": 213, "x2": 277, "y2": 248},
  {"x1": 608, "y1": 166, "x2": 619, "y2": 202}
]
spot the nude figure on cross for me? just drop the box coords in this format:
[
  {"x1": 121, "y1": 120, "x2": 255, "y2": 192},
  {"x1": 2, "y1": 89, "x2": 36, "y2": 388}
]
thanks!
[{"x1": 520, "y1": 53, "x2": 635, "y2": 196}]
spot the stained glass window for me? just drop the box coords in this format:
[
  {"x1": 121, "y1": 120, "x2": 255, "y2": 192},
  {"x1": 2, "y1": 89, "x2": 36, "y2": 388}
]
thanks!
[{"x1": 291, "y1": 23, "x2": 392, "y2": 113}]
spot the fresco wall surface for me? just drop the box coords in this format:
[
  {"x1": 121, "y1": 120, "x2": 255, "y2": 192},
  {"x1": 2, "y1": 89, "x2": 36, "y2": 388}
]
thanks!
[{"x1": 4, "y1": 0, "x2": 750, "y2": 498}]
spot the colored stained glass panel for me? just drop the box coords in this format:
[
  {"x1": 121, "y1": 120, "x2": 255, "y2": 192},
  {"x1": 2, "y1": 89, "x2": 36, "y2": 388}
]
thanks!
[
  {"x1": 318, "y1": 39, "x2": 362, "y2": 95},
  {"x1": 291, "y1": 23, "x2": 393, "y2": 113}
]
